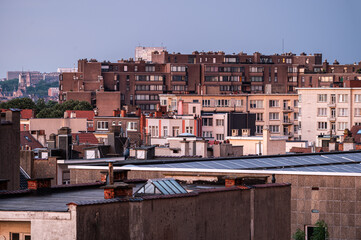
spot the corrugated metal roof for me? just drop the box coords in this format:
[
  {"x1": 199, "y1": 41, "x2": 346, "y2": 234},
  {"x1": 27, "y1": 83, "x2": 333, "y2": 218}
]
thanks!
[{"x1": 123, "y1": 152, "x2": 361, "y2": 174}]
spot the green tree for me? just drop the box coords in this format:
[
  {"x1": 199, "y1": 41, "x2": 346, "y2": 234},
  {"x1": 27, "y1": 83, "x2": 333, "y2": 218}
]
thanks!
[
  {"x1": 74, "y1": 101, "x2": 93, "y2": 110},
  {"x1": 0, "y1": 97, "x2": 36, "y2": 110},
  {"x1": 292, "y1": 228, "x2": 305, "y2": 240},
  {"x1": 0, "y1": 78, "x2": 19, "y2": 92},
  {"x1": 311, "y1": 220, "x2": 329, "y2": 240}
]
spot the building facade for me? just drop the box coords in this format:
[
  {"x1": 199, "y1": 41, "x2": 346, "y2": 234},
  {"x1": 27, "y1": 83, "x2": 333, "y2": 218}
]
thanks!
[
  {"x1": 59, "y1": 50, "x2": 361, "y2": 114},
  {"x1": 298, "y1": 87, "x2": 361, "y2": 145},
  {"x1": 160, "y1": 93, "x2": 299, "y2": 139}
]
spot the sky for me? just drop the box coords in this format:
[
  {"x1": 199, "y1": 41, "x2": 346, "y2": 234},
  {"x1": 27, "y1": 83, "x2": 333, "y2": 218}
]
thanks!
[{"x1": 0, "y1": 0, "x2": 361, "y2": 78}]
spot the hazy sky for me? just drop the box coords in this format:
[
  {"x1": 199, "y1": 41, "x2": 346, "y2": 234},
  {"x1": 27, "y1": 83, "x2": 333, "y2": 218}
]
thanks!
[{"x1": 1, "y1": 0, "x2": 361, "y2": 78}]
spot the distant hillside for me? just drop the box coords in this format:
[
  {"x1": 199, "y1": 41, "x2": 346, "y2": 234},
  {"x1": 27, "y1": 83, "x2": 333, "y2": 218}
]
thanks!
[
  {"x1": 0, "y1": 78, "x2": 18, "y2": 92},
  {"x1": 26, "y1": 80, "x2": 58, "y2": 97}
]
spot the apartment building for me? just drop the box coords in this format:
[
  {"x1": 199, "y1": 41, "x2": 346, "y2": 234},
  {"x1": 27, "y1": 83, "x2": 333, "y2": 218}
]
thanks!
[
  {"x1": 160, "y1": 93, "x2": 299, "y2": 139},
  {"x1": 59, "y1": 49, "x2": 361, "y2": 114},
  {"x1": 298, "y1": 87, "x2": 361, "y2": 146}
]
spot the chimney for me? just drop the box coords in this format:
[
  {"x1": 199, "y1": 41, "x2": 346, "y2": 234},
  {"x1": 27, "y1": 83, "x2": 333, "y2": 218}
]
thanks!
[
  {"x1": 242, "y1": 129, "x2": 250, "y2": 137},
  {"x1": 155, "y1": 111, "x2": 162, "y2": 118},
  {"x1": 57, "y1": 127, "x2": 72, "y2": 159},
  {"x1": 120, "y1": 110, "x2": 126, "y2": 117},
  {"x1": 180, "y1": 138, "x2": 190, "y2": 156},
  {"x1": 113, "y1": 109, "x2": 120, "y2": 117},
  {"x1": 140, "y1": 113, "x2": 146, "y2": 141},
  {"x1": 102, "y1": 183, "x2": 134, "y2": 199},
  {"x1": 135, "y1": 108, "x2": 141, "y2": 117},
  {"x1": 27, "y1": 178, "x2": 52, "y2": 190},
  {"x1": 232, "y1": 129, "x2": 239, "y2": 136}
]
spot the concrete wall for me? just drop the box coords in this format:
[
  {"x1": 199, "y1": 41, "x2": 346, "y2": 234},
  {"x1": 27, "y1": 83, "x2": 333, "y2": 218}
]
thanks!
[
  {"x1": 127, "y1": 170, "x2": 361, "y2": 239},
  {"x1": 75, "y1": 185, "x2": 290, "y2": 240}
]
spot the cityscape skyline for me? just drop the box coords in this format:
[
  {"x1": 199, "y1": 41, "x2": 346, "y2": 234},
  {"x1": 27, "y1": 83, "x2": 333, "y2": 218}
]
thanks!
[{"x1": 1, "y1": 0, "x2": 361, "y2": 78}]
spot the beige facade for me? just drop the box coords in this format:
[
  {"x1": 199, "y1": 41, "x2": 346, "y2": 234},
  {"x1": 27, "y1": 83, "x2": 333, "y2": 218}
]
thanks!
[
  {"x1": 28, "y1": 118, "x2": 87, "y2": 139},
  {"x1": 298, "y1": 88, "x2": 361, "y2": 145},
  {"x1": 0, "y1": 207, "x2": 77, "y2": 240},
  {"x1": 227, "y1": 129, "x2": 287, "y2": 155},
  {"x1": 146, "y1": 116, "x2": 200, "y2": 145},
  {"x1": 160, "y1": 93, "x2": 299, "y2": 139}
]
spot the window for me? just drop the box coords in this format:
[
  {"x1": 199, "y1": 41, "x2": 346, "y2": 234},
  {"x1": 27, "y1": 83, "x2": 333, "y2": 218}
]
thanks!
[
  {"x1": 224, "y1": 57, "x2": 237, "y2": 63},
  {"x1": 269, "y1": 125, "x2": 279, "y2": 133},
  {"x1": 205, "y1": 66, "x2": 218, "y2": 72},
  {"x1": 202, "y1": 99, "x2": 211, "y2": 107},
  {"x1": 172, "y1": 85, "x2": 187, "y2": 91},
  {"x1": 355, "y1": 94, "x2": 361, "y2": 102},
  {"x1": 11, "y1": 233, "x2": 20, "y2": 240},
  {"x1": 171, "y1": 66, "x2": 186, "y2": 72},
  {"x1": 256, "y1": 113, "x2": 263, "y2": 121},
  {"x1": 205, "y1": 76, "x2": 218, "y2": 82},
  {"x1": 203, "y1": 131, "x2": 213, "y2": 137},
  {"x1": 97, "y1": 121, "x2": 108, "y2": 130},
  {"x1": 294, "y1": 112, "x2": 299, "y2": 119},
  {"x1": 216, "y1": 99, "x2": 229, "y2": 107},
  {"x1": 317, "y1": 94, "x2": 327, "y2": 102},
  {"x1": 235, "y1": 99, "x2": 243, "y2": 107},
  {"x1": 338, "y1": 108, "x2": 348, "y2": 117},
  {"x1": 250, "y1": 100, "x2": 263, "y2": 108},
  {"x1": 269, "y1": 100, "x2": 279, "y2": 107},
  {"x1": 355, "y1": 108, "x2": 361, "y2": 116},
  {"x1": 163, "y1": 126, "x2": 168, "y2": 137},
  {"x1": 112, "y1": 121, "x2": 116, "y2": 126},
  {"x1": 294, "y1": 100, "x2": 298, "y2": 107},
  {"x1": 256, "y1": 125, "x2": 263, "y2": 134},
  {"x1": 331, "y1": 108, "x2": 336, "y2": 118},
  {"x1": 216, "y1": 119, "x2": 224, "y2": 126},
  {"x1": 250, "y1": 76, "x2": 263, "y2": 82},
  {"x1": 251, "y1": 85, "x2": 263, "y2": 91},
  {"x1": 216, "y1": 134, "x2": 224, "y2": 140},
  {"x1": 286, "y1": 58, "x2": 292, "y2": 64},
  {"x1": 338, "y1": 94, "x2": 348, "y2": 103},
  {"x1": 149, "y1": 126, "x2": 159, "y2": 137},
  {"x1": 127, "y1": 122, "x2": 138, "y2": 131},
  {"x1": 338, "y1": 122, "x2": 348, "y2": 131},
  {"x1": 269, "y1": 112, "x2": 279, "y2": 120},
  {"x1": 249, "y1": 66, "x2": 264, "y2": 73},
  {"x1": 317, "y1": 108, "x2": 327, "y2": 116},
  {"x1": 185, "y1": 126, "x2": 193, "y2": 134},
  {"x1": 202, "y1": 118, "x2": 213, "y2": 126},
  {"x1": 124, "y1": 65, "x2": 128, "y2": 72},
  {"x1": 320, "y1": 76, "x2": 333, "y2": 82},
  {"x1": 145, "y1": 66, "x2": 155, "y2": 72},
  {"x1": 172, "y1": 126, "x2": 180, "y2": 136},
  {"x1": 134, "y1": 66, "x2": 138, "y2": 72},
  {"x1": 172, "y1": 75, "x2": 187, "y2": 81},
  {"x1": 318, "y1": 122, "x2": 327, "y2": 130}
]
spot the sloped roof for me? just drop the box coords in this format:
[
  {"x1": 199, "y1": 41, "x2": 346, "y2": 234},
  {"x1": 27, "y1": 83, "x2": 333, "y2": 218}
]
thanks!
[
  {"x1": 134, "y1": 178, "x2": 188, "y2": 196},
  {"x1": 72, "y1": 133, "x2": 99, "y2": 144},
  {"x1": 20, "y1": 109, "x2": 34, "y2": 119},
  {"x1": 20, "y1": 131, "x2": 43, "y2": 149},
  {"x1": 65, "y1": 110, "x2": 95, "y2": 121}
]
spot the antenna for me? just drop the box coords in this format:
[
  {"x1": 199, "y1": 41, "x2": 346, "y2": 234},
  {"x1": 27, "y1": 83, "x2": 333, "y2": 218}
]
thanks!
[{"x1": 282, "y1": 38, "x2": 284, "y2": 54}]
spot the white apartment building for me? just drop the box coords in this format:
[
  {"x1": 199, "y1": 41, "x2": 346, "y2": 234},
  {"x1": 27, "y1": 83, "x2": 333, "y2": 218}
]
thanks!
[{"x1": 298, "y1": 87, "x2": 361, "y2": 146}]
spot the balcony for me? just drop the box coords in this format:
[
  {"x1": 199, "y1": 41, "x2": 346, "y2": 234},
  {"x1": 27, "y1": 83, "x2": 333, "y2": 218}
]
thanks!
[
  {"x1": 327, "y1": 102, "x2": 336, "y2": 108},
  {"x1": 282, "y1": 106, "x2": 293, "y2": 112},
  {"x1": 328, "y1": 116, "x2": 336, "y2": 122},
  {"x1": 282, "y1": 119, "x2": 293, "y2": 125}
]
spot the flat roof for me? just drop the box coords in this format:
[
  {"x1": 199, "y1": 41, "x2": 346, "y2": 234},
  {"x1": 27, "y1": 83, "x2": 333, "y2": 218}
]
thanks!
[
  {"x1": 0, "y1": 188, "x2": 105, "y2": 212},
  {"x1": 115, "y1": 151, "x2": 361, "y2": 176}
]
